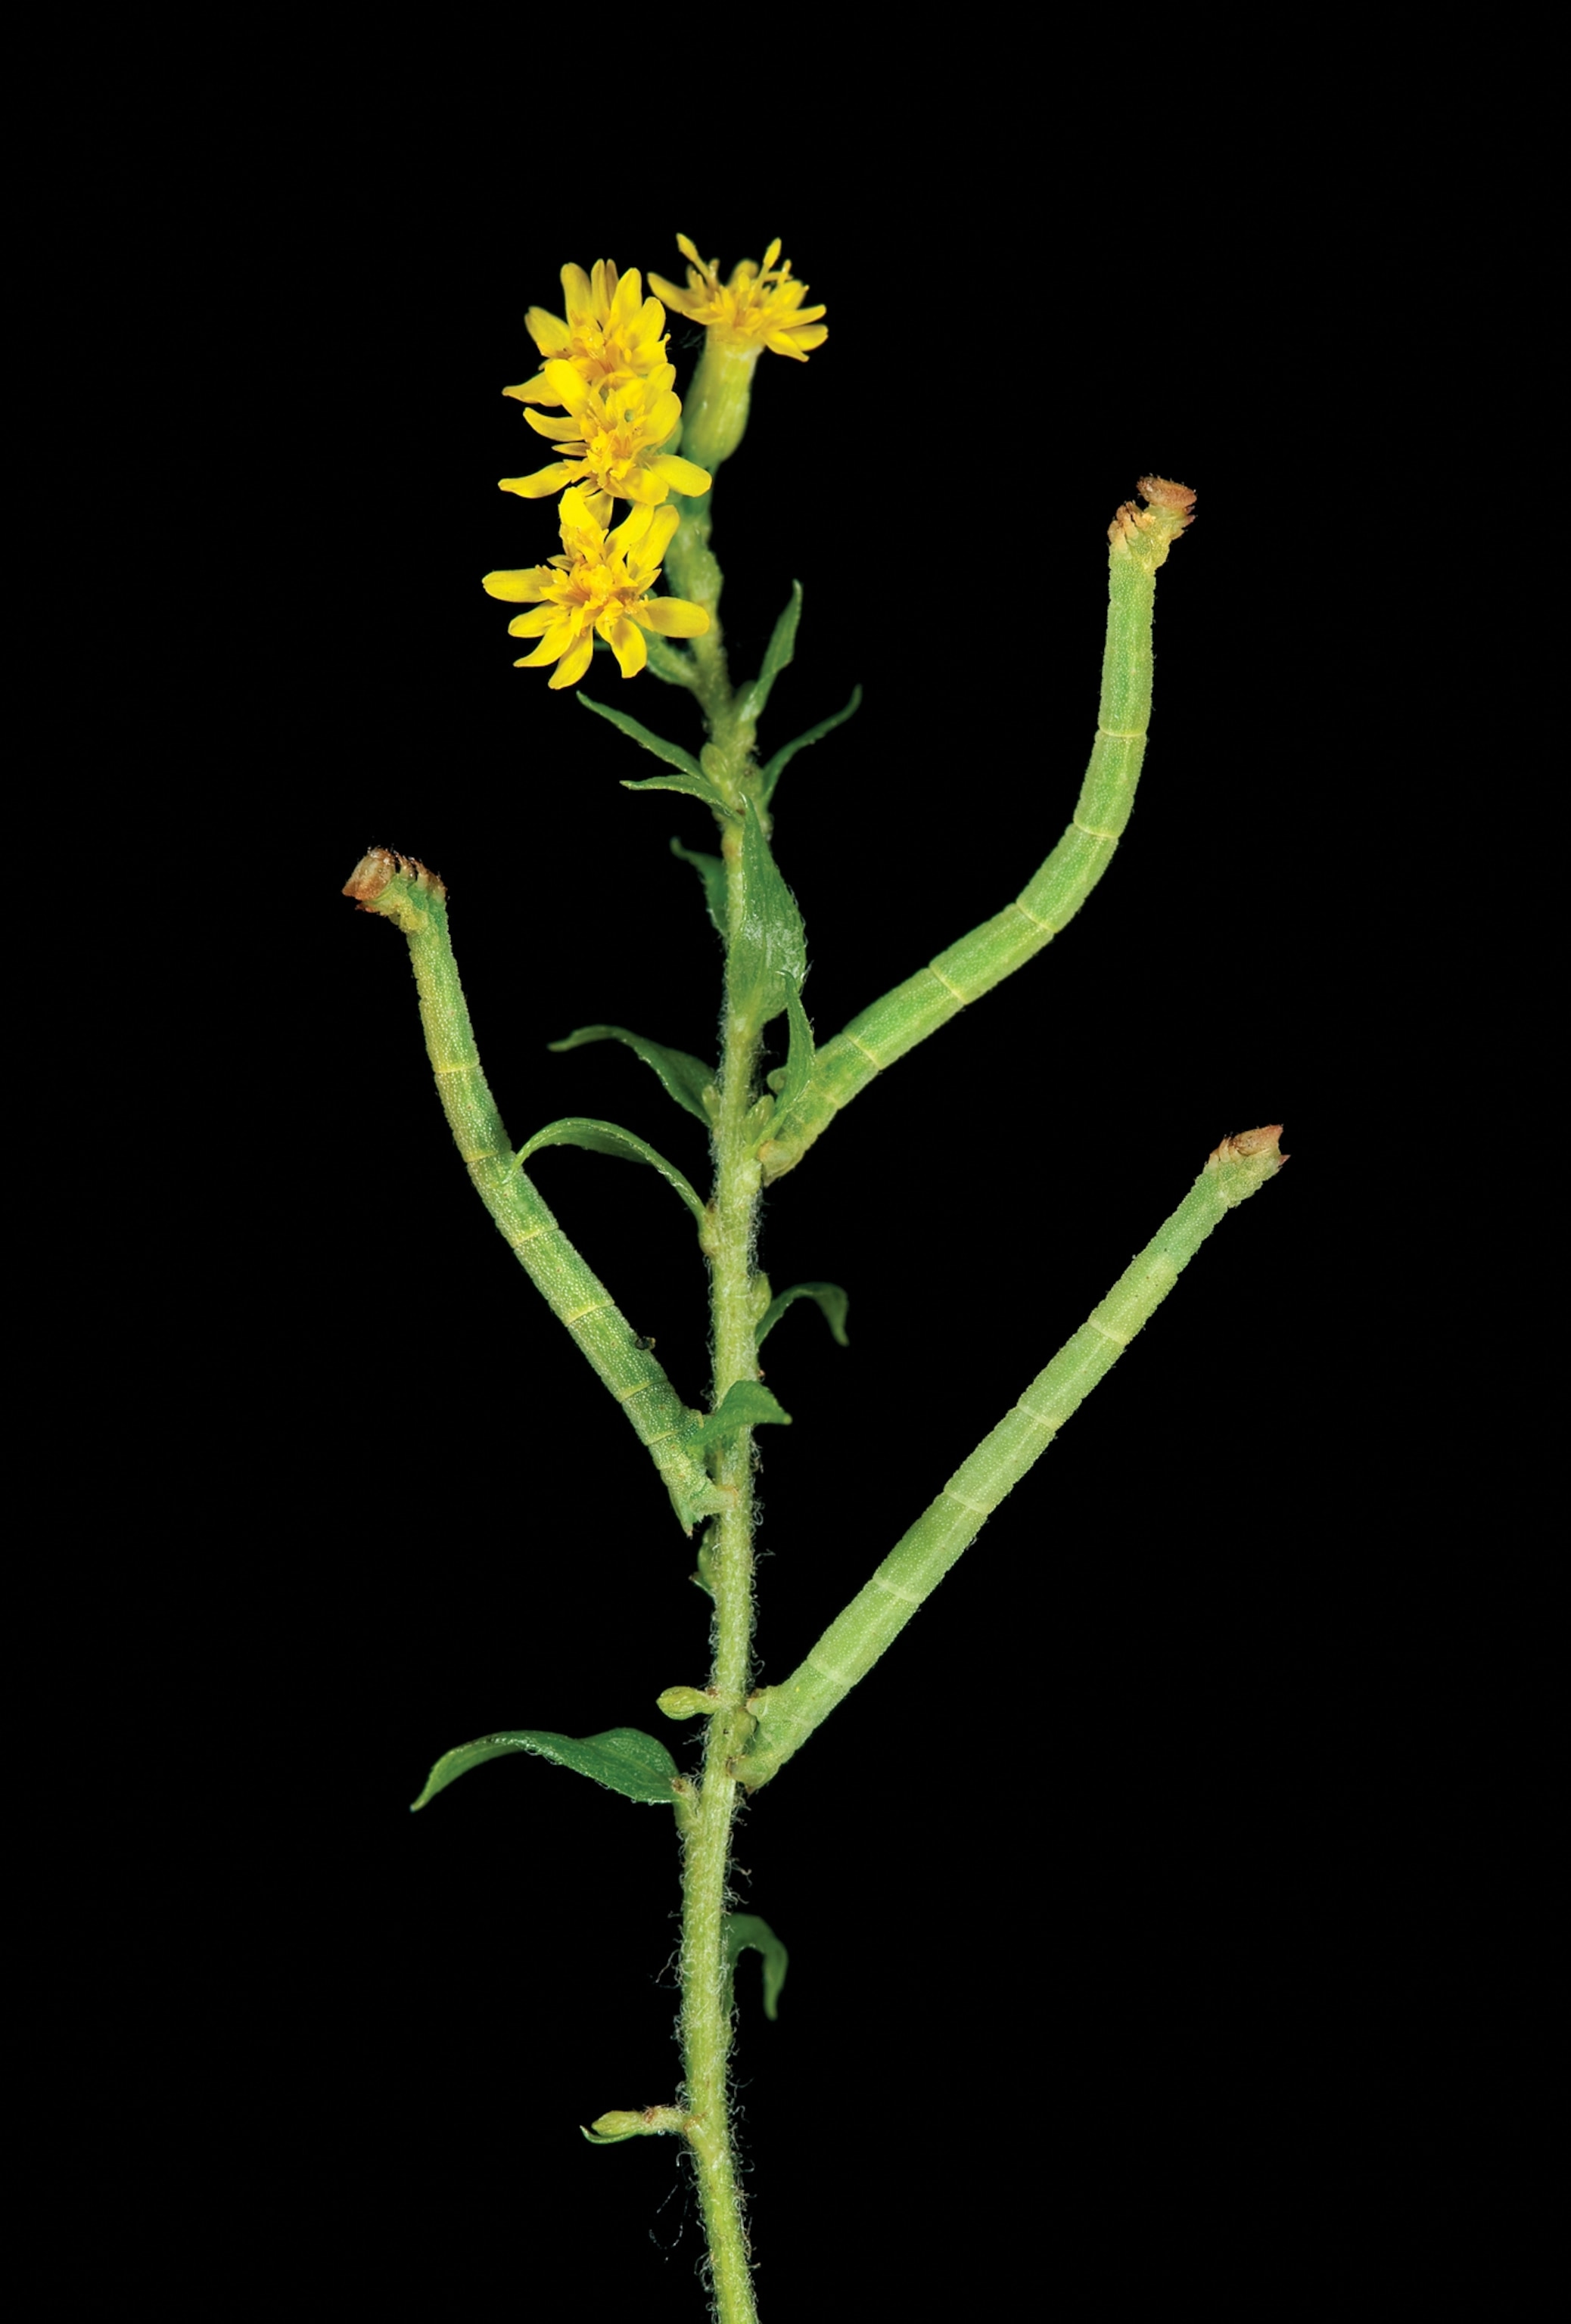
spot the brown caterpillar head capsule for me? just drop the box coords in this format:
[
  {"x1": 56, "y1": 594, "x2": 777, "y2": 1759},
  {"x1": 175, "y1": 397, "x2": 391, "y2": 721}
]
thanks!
[{"x1": 341, "y1": 847, "x2": 447, "y2": 909}]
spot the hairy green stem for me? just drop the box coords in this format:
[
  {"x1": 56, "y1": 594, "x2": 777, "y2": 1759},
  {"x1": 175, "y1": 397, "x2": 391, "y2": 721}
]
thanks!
[
  {"x1": 742, "y1": 1123, "x2": 1286, "y2": 1787},
  {"x1": 678, "y1": 757, "x2": 769, "y2": 2321},
  {"x1": 366, "y1": 464, "x2": 1224, "y2": 2319},
  {"x1": 664, "y1": 492, "x2": 732, "y2": 710}
]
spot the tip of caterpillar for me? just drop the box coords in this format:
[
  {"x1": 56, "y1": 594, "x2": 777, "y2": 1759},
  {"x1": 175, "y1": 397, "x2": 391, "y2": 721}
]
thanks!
[
  {"x1": 343, "y1": 846, "x2": 447, "y2": 908},
  {"x1": 1109, "y1": 476, "x2": 1196, "y2": 557},
  {"x1": 1207, "y1": 1123, "x2": 1287, "y2": 1168}
]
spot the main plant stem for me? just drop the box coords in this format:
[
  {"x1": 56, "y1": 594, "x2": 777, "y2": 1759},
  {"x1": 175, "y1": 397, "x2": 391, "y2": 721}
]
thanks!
[{"x1": 678, "y1": 610, "x2": 766, "y2": 2322}]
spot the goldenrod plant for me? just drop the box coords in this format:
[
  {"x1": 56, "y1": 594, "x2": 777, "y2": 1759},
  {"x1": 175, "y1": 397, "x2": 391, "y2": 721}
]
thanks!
[{"x1": 345, "y1": 239, "x2": 1286, "y2": 2323}]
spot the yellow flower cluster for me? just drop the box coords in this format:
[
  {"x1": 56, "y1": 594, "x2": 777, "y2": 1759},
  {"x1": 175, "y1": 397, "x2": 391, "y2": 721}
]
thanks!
[
  {"x1": 484, "y1": 242, "x2": 826, "y2": 688},
  {"x1": 650, "y1": 236, "x2": 829, "y2": 362},
  {"x1": 484, "y1": 489, "x2": 708, "y2": 691},
  {"x1": 485, "y1": 258, "x2": 712, "y2": 688},
  {"x1": 505, "y1": 260, "x2": 670, "y2": 402},
  {"x1": 501, "y1": 360, "x2": 710, "y2": 531}
]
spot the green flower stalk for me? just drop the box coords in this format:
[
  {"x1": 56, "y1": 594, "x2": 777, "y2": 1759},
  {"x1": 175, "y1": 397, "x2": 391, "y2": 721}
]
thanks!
[{"x1": 350, "y1": 235, "x2": 1286, "y2": 2324}]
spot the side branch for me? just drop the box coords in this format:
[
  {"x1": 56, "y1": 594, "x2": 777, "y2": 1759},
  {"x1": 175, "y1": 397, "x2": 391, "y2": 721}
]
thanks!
[
  {"x1": 741, "y1": 1118, "x2": 1280, "y2": 1786},
  {"x1": 758, "y1": 477, "x2": 1194, "y2": 1184},
  {"x1": 344, "y1": 849, "x2": 728, "y2": 1531}
]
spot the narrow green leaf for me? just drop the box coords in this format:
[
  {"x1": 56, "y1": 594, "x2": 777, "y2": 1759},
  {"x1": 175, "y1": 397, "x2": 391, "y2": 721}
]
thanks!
[
  {"x1": 730, "y1": 800, "x2": 807, "y2": 1031},
  {"x1": 759, "y1": 684, "x2": 862, "y2": 806},
  {"x1": 724, "y1": 1913, "x2": 789, "y2": 2021},
  {"x1": 755, "y1": 1281, "x2": 851, "y2": 1352},
  {"x1": 548, "y1": 1024, "x2": 714, "y2": 1128},
  {"x1": 670, "y1": 835, "x2": 727, "y2": 937},
  {"x1": 689, "y1": 1379, "x2": 792, "y2": 1451},
  {"x1": 410, "y1": 1726, "x2": 680, "y2": 1811},
  {"x1": 577, "y1": 694, "x2": 705, "y2": 779},
  {"x1": 737, "y1": 580, "x2": 802, "y2": 729},
  {"x1": 516, "y1": 1117, "x2": 708, "y2": 1228},
  {"x1": 621, "y1": 770, "x2": 738, "y2": 818},
  {"x1": 581, "y1": 2105, "x2": 688, "y2": 2142}
]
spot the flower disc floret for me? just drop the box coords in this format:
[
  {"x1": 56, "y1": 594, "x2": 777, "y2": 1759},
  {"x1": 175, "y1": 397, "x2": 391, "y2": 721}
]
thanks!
[
  {"x1": 503, "y1": 259, "x2": 670, "y2": 405},
  {"x1": 649, "y1": 235, "x2": 827, "y2": 360},
  {"x1": 499, "y1": 364, "x2": 711, "y2": 527},
  {"x1": 481, "y1": 487, "x2": 709, "y2": 690}
]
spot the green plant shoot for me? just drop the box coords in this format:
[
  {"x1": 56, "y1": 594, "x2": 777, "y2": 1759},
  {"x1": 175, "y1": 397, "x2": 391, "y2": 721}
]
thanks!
[{"x1": 344, "y1": 239, "x2": 1286, "y2": 2324}]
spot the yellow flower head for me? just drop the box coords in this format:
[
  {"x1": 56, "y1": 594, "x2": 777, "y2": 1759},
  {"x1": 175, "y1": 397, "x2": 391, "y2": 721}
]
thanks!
[
  {"x1": 649, "y1": 235, "x2": 828, "y2": 361},
  {"x1": 503, "y1": 260, "x2": 670, "y2": 405},
  {"x1": 499, "y1": 362, "x2": 711, "y2": 529},
  {"x1": 481, "y1": 487, "x2": 710, "y2": 691}
]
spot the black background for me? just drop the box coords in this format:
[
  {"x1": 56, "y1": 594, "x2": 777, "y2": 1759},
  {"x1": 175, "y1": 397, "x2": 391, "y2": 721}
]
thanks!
[{"x1": 148, "y1": 146, "x2": 1511, "y2": 2319}]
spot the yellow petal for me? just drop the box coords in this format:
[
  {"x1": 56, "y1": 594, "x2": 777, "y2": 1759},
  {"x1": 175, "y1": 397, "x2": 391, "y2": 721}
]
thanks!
[
  {"x1": 502, "y1": 374, "x2": 555, "y2": 404},
  {"x1": 556, "y1": 485, "x2": 595, "y2": 526},
  {"x1": 609, "y1": 267, "x2": 643, "y2": 326},
  {"x1": 515, "y1": 614, "x2": 577, "y2": 666},
  {"x1": 522, "y1": 409, "x2": 581, "y2": 442},
  {"x1": 639, "y1": 505, "x2": 681, "y2": 565},
  {"x1": 648, "y1": 272, "x2": 700, "y2": 318},
  {"x1": 548, "y1": 631, "x2": 596, "y2": 690},
  {"x1": 648, "y1": 453, "x2": 711, "y2": 498},
  {"x1": 506, "y1": 605, "x2": 558, "y2": 635},
  {"x1": 609, "y1": 502, "x2": 656, "y2": 558},
  {"x1": 524, "y1": 308, "x2": 569, "y2": 357},
  {"x1": 642, "y1": 390, "x2": 682, "y2": 446},
  {"x1": 617, "y1": 470, "x2": 665, "y2": 507},
  {"x1": 560, "y1": 264, "x2": 594, "y2": 321},
  {"x1": 605, "y1": 615, "x2": 647, "y2": 679},
  {"x1": 636, "y1": 597, "x2": 710, "y2": 637},
  {"x1": 482, "y1": 568, "x2": 549, "y2": 602},
  {"x1": 555, "y1": 496, "x2": 607, "y2": 558},
  {"x1": 499, "y1": 464, "x2": 578, "y2": 499},
  {"x1": 543, "y1": 358, "x2": 591, "y2": 412}
]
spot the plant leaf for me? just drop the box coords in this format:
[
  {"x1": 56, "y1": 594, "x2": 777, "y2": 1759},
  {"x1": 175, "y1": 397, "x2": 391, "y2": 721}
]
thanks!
[
  {"x1": 670, "y1": 836, "x2": 727, "y2": 937},
  {"x1": 724, "y1": 1913, "x2": 789, "y2": 2021},
  {"x1": 737, "y1": 580, "x2": 802, "y2": 729},
  {"x1": 516, "y1": 1117, "x2": 708, "y2": 1228},
  {"x1": 410, "y1": 1726, "x2": 681, "y2": 1811},
  {"x1": 577, "y1": 694, "x2": 705, "y2": 779},
  {"x1": 548, "y1": 1025, "x2": 714, "y2": 1128},
  {"x1": 759, "y1": 684, "x2": 862, "y2": 807},
  {"x1": 578, "y1": 695, "x2": 738, "y2": 816},
  {"x1": 621, "y1": 770, "x2": 738, "y2": 817},
  {"x1": 730, "y1": 800, "x2": 807, "y2": 1031},
  {"x1": 581, "y1": 2105, "x2": 688, "y2": 2143},
  {"x1": 755, "y1": 1281, "x2": 850, "y2": 1352},
  {"x1": 689, "y1": 1380, "x2": 792, "y2": 1451}
]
